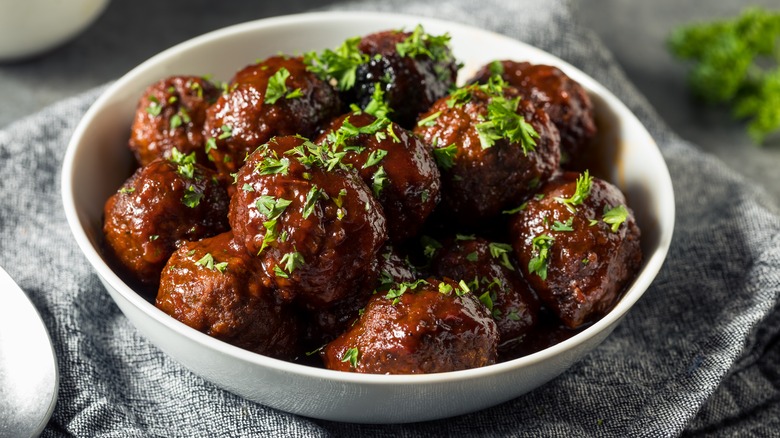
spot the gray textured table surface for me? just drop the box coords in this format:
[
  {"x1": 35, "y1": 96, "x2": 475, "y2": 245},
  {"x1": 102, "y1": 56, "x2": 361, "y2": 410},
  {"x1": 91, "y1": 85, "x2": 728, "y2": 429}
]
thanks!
[{"x1": 0, "y1": 1, "x2": 777, "y2": 434}]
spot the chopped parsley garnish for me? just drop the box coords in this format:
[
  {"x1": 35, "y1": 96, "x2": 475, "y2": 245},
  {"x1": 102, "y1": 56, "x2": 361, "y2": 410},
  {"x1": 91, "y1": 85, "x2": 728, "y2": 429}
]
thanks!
[
  {"x1": 182, "y1": 185, "x2": 203, "y2": 208},
  {"x1": 302, "y1": 186, "x2": 322, "y2": 219},
  {"x1": 438, "y1": 282, "x2": 454, "y2": 294},
  {"x1": 304, "y1": 36, "x2": 369, "y2": 91},
  {"x1": 118, "y1": 187, "x2": 135, "y2": 194},
  {"x1": 417, "y1": 111, "x2": 442, "y2": 127},
  {"x1": 466, "y1": 251, "x2": 479, "y2": 262},
  {"x1": 371, "y1": 166, "x2": 388, "y2": 197},
  {"x1": 217, "y1": 124, "x2": 233, "y2": 140},
  {"x1": 264, "y1": 67, "x2": 301, "y2": 104},
  {"x1": 384, "y1": 279, "x2": 428, "y2": 305},
  {"x1": 362, "y1": 149, "x2": 388, "y2": 168},
  {"x1": 395, "y1": 25, "x2": 453, "y2": 64},
  {"x1": 360, "y1": 85, "x2": 392, "y2": 119},
  {"x1": 455, "y1": 234, "x2": 476, "y2": 241},
  {"x1": 420, "y1": 235, "x2": 443, "y2": 259},
  {"x1": 488, "y1": 60, "x2": 505, "y2": 76},
  {"x1": 476, "y1": 95, "x2": 538, "y2": 153},
  {"x1": 341, "y1": 347, "x2": 359, "y2": 368},
  {"x1": 552, "y1": 217, "x2": 574, "y2": 232},
  {"x1": 602, "y1": 204, "x2": 629, "y2": 232},
  {"x1": 169, "y1": 107, "x2": 191, "y2": 130},
  {"x1": 488, "y1": 242, "x2": 515, "y2": 271},
  {"x1": 170, "y1": 148, "x2": 198, "y2": 179},
  {"x1": 146, "y1": 96, "x2": 162, "y2": 116},
  {"x1": 432, "y1": 143, "x2": 457, "y2": 170},
  {"x1": 279, "y1": 250, "x2": 305, "y2": 275},
  {"x1": 255, "y1": 195, "x2": 293, "y2": 253},
  {"x1": 195, "y1": 253, "x2": 228, "y2": 272},
  {"x1": 554, "y1": 170, "x2": 593, "y2": 213},
  {"x1": 478, "y1": 290, "x2": 494, "y2": 311},
  {"x1": 205, "y1": 138, "x2": 217, "y2": 153},
  {"x1": 256, "y1": 155, "x2": 290, "y2": 176},
  {"x1": 528, "y1": 234, "x2": 554, "y2": 280},
  {"x1": 502, "y1": 202, "x2": 528, "y2": 215}
]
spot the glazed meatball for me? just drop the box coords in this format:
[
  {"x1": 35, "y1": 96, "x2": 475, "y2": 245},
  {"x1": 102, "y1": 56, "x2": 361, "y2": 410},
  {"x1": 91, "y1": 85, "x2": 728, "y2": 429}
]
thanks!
[
  {"x1": 229, "y1": 135, "x2": 387, "y2": 308},
  {"x1": 430, "y1": 236, "x2": 540, "y2": 354},
  {"x1": 103, "y1": 155, "x2": 230, "y2": 287},
  {"x1": 313, "y1": 26, "x2": 457, "y2": 129},
  {"x1": 469, "y1": 61, "x2": 596, "y2": 169},
  {"x1": 414, "y1": 80, "x2": 561, "y2": 225},
  {"x1": 322, "y1": 278, "x2": 498, "y2": 374},
  {"x1": 129, "y1": 75, "x2": 219, "y2": 167},
  {"x1": 508, "y1": 171, "x2": 642, "y2": 328},
  {"x1": 156, "y1": 232, "x2": 300, "y2": 360},
  {"x1": 203, "y1": 55, "x2": 341, "y2": 176},
  {"x1": 315, "y1": 111, "x2": 441, "y2": 242},
  {"x1": 300, "y1": 244, "x2": 417, "y2": 346}
]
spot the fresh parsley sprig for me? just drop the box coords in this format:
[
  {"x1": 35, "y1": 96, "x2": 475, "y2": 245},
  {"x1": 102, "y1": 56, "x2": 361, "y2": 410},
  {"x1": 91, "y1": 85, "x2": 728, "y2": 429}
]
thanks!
[{"x1": 668, "y1": 7, "x2": 780, "y2": 143}]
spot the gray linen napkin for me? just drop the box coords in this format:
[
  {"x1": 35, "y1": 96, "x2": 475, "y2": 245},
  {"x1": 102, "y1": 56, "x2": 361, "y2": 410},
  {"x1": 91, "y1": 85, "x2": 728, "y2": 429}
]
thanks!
[{"x1": 0, "y1": 0, "x2": 778, "y2": 436}]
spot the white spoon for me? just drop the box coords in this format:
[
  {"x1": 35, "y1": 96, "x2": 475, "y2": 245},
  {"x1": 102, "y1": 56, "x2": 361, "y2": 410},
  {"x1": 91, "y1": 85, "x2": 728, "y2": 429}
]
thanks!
[{"x1": 0, "y1": 266, "x2": 58, "y2": 438}]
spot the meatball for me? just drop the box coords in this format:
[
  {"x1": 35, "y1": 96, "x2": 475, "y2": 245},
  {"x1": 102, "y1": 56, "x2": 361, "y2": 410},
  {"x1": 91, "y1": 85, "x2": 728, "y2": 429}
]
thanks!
[
  {"x1": 129, "y1": 76, "x2": 219, "y2": 167},
  {"x1": 414, "y1": 80, "x2": 561, "y2": 225},
  {"x1": 156, "y1": 232, "x2": 300, "y2": 360},
  {"x1": 338, "y1": 26, "x2": 458, "y2": 129},
  {"x1": 103, "y1": 155, "x2": 230, "y2": 287},
  {"x1": 430, "y1": 236, "x2": 540, "y2": 354},
  {"x1": 229, "y1": 135, "x2": 387, "y2": 308},
  {"x1": 300, "y1": 244, "x2": 417, "y2": 347},
  {"x1": 322, "y1": 278, "x2": 498, "y2": 374},
  {"x1": 315, "y1": 111, "x2": 441, "y2": 242},
  {"x1": 508, "y1": 171, "x2": 642, "y2": 328},
  {"x1": 203, "y1": 55, "x2": 341, "y2": 176},
  {"x1": 469, "y1": 61, "x2": 596, "y2": 169}
]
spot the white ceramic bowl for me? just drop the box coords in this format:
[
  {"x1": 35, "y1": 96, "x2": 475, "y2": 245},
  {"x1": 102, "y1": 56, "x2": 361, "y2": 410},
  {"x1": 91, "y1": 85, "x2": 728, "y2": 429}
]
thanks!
[
  {"x1": 0, "y1": 0, "x2": 110, "y2": 61},
  {"x1": 62, "y1": 12, "x2": 675, "y2": 424}
]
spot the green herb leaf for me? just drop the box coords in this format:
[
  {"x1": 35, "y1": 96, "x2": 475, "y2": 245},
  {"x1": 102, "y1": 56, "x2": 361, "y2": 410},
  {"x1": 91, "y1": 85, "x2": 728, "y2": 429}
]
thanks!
[
  {"x1": 181, "y1": 185, "x2": 203, "y2": 208},
  {"x1": 371, "y1": 166, "x2": 388, "y2": 197},
  {"x1": 362, "y1": 149, "x2": 388, "y2": 168},
  {"x1": 554, "y1": 170, "x2": 593, "y2": 213},
  {"x1": 602, "y1": 204, "x2": 629, "y2": 232},
  {"x1": 341, "y1": 347, "x2": 359, "y2": 368},
  {"x1": 552, "y1": 217, "x2": 574, "y2": 232},
  {"x1": 304, "y1": 36, "x2": 369, "y2": 91},
  {"x1": 265, "y1": 67, "x2": 293, "y2": 104},
  {"x1": 432, "y1": 143, "x2": 457, "y2": 170},
  {"x1": 488, "y1": 242, "x2": 515, "y2": 271},
  {"x1": 302, "y1": 186, "x2": 322, "y2": 219},
  {"x1": 528, "y1": 234, "x2": 554, "y2": 280}
]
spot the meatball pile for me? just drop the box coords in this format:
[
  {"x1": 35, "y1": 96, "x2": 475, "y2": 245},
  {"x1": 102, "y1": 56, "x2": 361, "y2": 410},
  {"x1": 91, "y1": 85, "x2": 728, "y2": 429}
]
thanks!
[{"x1": 102, "y1": 25, "x2": 642, "y2": 374}]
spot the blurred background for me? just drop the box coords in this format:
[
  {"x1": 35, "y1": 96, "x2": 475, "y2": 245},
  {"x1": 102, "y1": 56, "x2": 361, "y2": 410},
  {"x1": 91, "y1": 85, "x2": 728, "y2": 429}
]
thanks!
[{"x1": 1, "y1": 0, "x2": 778, "y2": 207}]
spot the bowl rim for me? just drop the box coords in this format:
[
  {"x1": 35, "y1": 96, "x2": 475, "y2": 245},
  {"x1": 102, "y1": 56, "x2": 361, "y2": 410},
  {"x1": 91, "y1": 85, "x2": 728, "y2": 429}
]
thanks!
[{"x1": 61, "y1": 10, "x2": 675, "y2": 386}]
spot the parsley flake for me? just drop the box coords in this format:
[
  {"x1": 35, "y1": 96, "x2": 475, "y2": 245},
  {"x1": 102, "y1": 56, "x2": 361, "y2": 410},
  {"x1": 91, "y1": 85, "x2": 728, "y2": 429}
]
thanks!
[
  {"x1": 181, "y1": 185, "x2": 203, "y2": 208},
  {"x1": 602, "y1": 204, "x2": 629, "y2": 232},
  {"x1": 554, "y1": 170, "x2": 593, "y2": 213},
  {"x1": 341, "y1": 347, "x2": 360, "y2": 368},
  {"x1": 528, "y1": 234, "x2": 554, "y2": 280}
]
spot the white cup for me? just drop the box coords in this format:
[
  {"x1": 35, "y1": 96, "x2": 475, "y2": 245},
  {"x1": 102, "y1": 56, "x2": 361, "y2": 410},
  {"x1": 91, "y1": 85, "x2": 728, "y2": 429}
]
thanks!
[{"x1": 0, "y1": 0, "x2": 110, "y2": 61}]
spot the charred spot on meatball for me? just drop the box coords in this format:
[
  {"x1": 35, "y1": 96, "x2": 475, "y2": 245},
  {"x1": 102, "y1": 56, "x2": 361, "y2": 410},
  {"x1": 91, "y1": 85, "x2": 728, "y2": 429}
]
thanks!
[
  {"x1": 469, "y1": 61, "x2": 596, "y2": 170},
  {"x1": 102, "y1": 153, "x2": 230, "y2": 288},
  {"x1": 430, "y1": 236, "x2": 541, "y2": 355},
  {"x1": 156, "y1": 232, "x2": 301, "y2": 360},
  {"x1": 129, "y1": 76, "x2": 220, "y2": 167},
  {"x1": 315, "y1": 107, "x2": 441, "y2": 242},
  {"x1": 203, "y1": 55, "x2": 341, "y2": 177},
  {"x1": 508, "y1": 170, "x2": 642, "y2": 328},
  {"x1": 322, "y1": 278, "x2": 498, "y2": 374},
  {"x1": 228, "y1": 135, "x2": 387, "y2": 308},
  {"x1": 414, "y1": 77, "x2": 561, "y2": 225}
]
